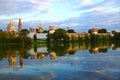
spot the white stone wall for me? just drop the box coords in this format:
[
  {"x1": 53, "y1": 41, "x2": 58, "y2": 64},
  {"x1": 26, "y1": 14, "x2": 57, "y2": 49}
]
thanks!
[{"x1": 27, "y1": 33, "x2": 48, "y2": 39}]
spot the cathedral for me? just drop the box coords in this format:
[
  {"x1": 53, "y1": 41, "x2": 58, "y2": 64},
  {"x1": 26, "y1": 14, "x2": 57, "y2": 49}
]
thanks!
[{"x1": 7, "y1": 20, "x2": 15, "y2": 32}]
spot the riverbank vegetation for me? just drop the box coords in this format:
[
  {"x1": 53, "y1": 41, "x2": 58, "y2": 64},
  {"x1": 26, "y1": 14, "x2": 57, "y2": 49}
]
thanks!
[
  {"x1": 0, "y1": 30, "x2": 32, "y2": 44},
  {"x1": 46, "y1": 28, "x2": 120, "y2": 43}
]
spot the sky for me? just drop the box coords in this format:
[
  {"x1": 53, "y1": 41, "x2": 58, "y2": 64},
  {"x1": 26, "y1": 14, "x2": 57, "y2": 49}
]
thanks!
[{"x1": 0, "y1": 0, "x2": 120, "y2": 32}]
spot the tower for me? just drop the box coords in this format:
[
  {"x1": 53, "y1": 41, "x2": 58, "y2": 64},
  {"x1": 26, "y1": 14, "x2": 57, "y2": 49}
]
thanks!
[
  {"x1": 49, "y1": 26, "x2": 56, "y2": 34},
  {"x1": 7, "y1": 20, "x2": 15, "y2": 32},
  {"x1": 18, "y1": 18, "x2": 22, "y2": 32},
  {"x1": 38, "y1": 24, "x2": 45, "y2": 33}
]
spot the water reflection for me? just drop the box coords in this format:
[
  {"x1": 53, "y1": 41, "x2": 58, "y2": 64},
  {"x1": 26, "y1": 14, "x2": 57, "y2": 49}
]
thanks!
[
  {"x1": 50, "y1": 52, "x2": 56, "y2": 60},
  {"x1": 8, "y1": 56, "x2": 16, "y2": 68},
  {"x1": 19, "y1": 56, "x2": 24, "y2": 69},
  {"x1": 0, "y1": 42, "x2": 120, "y2": 61},
  {"x1": 0, "y1": 42, "x2": 120, "y2": 80}
]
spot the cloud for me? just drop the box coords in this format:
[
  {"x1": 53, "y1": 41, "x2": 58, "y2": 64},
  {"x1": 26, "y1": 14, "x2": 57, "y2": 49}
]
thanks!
[
  {"x1": 0, "y1": 0, "x2": 120, "y2": 32},
  {"x1": 0, "y1": 0, "x2": 54, "y2": 15},
  {"x1": 74, "y1": 0, "x2": 120, "y2": 12},
  {"x1": 75, "y1": 0, "x2": 92, "y2": 6}
]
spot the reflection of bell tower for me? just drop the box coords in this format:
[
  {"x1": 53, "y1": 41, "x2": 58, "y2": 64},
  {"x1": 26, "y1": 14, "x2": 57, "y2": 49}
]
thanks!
[
  {"x1": 18, "y1": 18, "x2": 22, "y2": 32},
  {"x1": 19, "y1": 56, "x2": 24, "y2": 69}
]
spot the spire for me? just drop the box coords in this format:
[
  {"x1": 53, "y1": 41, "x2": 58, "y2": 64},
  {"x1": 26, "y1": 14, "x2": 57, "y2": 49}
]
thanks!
[{"x1": 10, "y1": 20, "x2": 14, "y2": 27}]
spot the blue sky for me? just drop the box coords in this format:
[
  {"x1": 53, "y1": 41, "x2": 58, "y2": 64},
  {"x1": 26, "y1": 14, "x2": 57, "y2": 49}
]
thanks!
[{"x1": 0, "y1": 0, "x2": 120, "y2": 32}]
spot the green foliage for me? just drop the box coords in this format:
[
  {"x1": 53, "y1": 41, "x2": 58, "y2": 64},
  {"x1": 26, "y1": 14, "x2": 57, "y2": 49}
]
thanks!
[
  {"x1": 67, "y1": 29, "x2": 76, "y2": 33},
  {"x1": 46, "y1": 34, "x2": 53, "y2": 42},
  {"x1": 21, "y1": 29, "x2": 29, "y2": 34},
  {"x1": 88, "y1": 29, "x2": 92, "y2": 33},
  {"x1": 98, "y1": 28, "x2": 107, "y2": 33},
  {"x1": 0, "y1": 31, "x2": 16, "y2": 43},
  {"x1": 17, "y1": 31, "x2": 32, "y2": 44},
  {"x1": 0, "y1": 43, "x2": 32, "y2": 60},
  {"x1": 47, "y1": 42, "x2": 70, "y2": 56},
  {"x1": 71, "y1": 35, "x2": 78, "y2": 42},
  {"x1": 33, "y1": 34, "x2": 37, "y2": 41},
  {"x1": 88, "y1": 28, "x2": 107, "y2": 33},
  {"x1": 46, "y1": 28, "x2": 70, "y2": 42},
  {"x1": 112, "y1": 32, "x2": 120, "y2": 41},
  {"x1": 0, "y1": 30, "x2": 32, "y2": 44}
]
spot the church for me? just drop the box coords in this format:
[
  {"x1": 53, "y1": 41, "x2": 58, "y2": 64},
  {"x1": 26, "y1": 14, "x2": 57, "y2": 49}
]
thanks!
[
  {"x1": 7, "y1": 20, "x2": 15, "y2": 32},
  {"x1": 7, "y1": 18, "x2": 22, "y2": 32}
]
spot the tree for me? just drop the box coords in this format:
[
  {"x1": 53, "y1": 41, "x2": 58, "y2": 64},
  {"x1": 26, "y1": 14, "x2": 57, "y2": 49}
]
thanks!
[
  {"x1": 98, "y1": 28, "x2": 107, "y2": 33},
  {"x1": 52, "y1": 29, "x2": 70, "y2": 42},
  {"x1": 18, "y1": 31, "x2": 32, "y2": 44},
  {"x1": 88, "y1": 29, "x2": 92, "y2": 33},
  {"x1": 21, "y1": 29, "x2": 29, "y2": 34},
  {"x1": 33, "y1": 34, "x2": 37, "y2": 41},
  {"x1": 112, "y1": 32, "x2": 120, "y2": 41},
  {"x1": 67, "y1": 29, "x2": 76, "y2": 33},
  {"x1": 47, "y1": 28, "x2": 70, "y2": 42}
]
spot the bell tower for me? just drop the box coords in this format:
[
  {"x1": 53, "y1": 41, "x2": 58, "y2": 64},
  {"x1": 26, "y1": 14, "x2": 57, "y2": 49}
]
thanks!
[{"x1": 18, "y1": 18, "x2": 22, "y2": 32}]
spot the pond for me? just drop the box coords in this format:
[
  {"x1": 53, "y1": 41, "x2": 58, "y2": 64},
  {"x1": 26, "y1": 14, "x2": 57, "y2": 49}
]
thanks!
[{"x1": 0, "y1": 42, "x2": 120, "y2": 80}]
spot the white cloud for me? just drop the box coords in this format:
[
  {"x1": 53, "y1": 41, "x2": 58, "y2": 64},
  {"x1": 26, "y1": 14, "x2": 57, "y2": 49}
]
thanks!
[
  {"x1": 0, "y1": 0, "x2": 120, "y2": 32},
  {"x1": 76, "y1": 0, "x2": 92, "y2": 5},
  {"x1": 0, "y1": 0, "x2": 54, "y2": 15}
]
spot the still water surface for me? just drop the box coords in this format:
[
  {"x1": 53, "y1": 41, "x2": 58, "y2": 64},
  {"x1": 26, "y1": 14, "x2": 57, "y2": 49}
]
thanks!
[{"x1": 0, "y1": 42, "x2": 120, "y2": 80}]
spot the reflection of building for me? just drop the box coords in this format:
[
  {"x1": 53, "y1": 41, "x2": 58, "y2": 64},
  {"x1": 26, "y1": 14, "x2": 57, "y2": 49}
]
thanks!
[
  {"x1": 8, "y1": 56, "x2": 16, "y2": 67},
  {"x1": 30, "y1": 52, "x2": 38, "y2": 59},
  {"x1": 39, "y1": 54, "x2": 46, "y2": 61},
  {"x1": 49, "y1": 26, "x2": 56, "y2": 34},
  {"x1": 50, "y1": 52, "x2": 56, "y2": 60},
  {"x1": 93, "y1": 48, "x2": 99, "y2": 54},
  {"x1": 7, "y1": 20, "x2": 15, "y2": 32},
  {"x1": 111, "y1": 44, "x2": 116, "y2": 50},
  {"x1": 19, "y1": 56, "x2": 24, "y2": 69},
  {"x1": 18, "y1": 18, "x2": 22, "y2": 32}
]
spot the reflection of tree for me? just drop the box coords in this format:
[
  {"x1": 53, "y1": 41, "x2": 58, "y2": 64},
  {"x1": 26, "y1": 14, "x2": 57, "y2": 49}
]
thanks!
[
  {"x1": 47, "y1": 42, "x2": 70, "y2": 56},
  {"x1": 68, "y1": 51, "x2": 75, "y2": 55},
  {"x1": 99, "y1": 48, "x2": 107, "y2": 53},
  {"x1": 47, "y1": 41, "x2": 112, "y2": 55},
  {"x1": 33, "y1": 44, "x2": 37, "y2": 53},
  {"x1": 111, "y1": 41, "x2": 120, "y2": 49},
  {"x1": 88, "y1": 41, "x2": 111, "y2": 54},
  {"x1": 0, "y1": 43, "x2": 32, "y2": 60}
]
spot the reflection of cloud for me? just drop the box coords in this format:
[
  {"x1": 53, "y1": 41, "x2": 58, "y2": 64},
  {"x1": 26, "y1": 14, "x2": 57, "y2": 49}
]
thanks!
[{"x1": 0, "y1": 71, "x2": 56, "y2": 80}]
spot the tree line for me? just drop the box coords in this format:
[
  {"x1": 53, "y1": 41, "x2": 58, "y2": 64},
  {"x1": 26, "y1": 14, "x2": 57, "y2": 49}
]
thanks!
[
  {"x1": 0, "y1": 30, "x2": 32, "y2": 44},
  {"x1": 46, "y1": 28, "x2": 120, "y2": 43}
]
